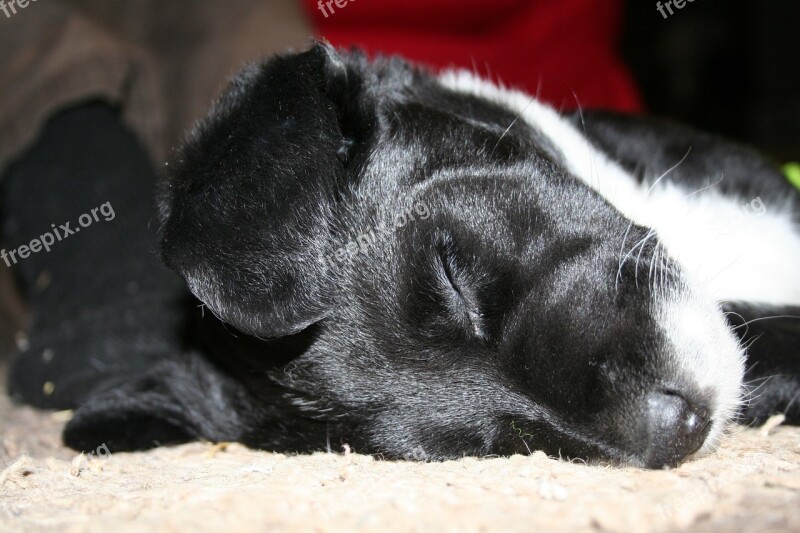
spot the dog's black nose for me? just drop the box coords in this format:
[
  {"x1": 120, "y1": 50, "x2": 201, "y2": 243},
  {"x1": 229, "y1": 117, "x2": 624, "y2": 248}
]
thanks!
[{"x1": 644, "y1": 390, "x2": 711, "y2": 468}]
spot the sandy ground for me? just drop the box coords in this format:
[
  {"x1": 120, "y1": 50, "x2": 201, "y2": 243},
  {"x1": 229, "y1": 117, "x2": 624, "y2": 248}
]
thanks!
[{"x1": 1, "y1": 387, "x2": 799, "y2": 533}]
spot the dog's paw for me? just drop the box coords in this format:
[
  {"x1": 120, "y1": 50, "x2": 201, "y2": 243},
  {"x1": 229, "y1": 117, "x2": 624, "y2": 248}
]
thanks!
[
  {"x1": 62, "y1": 353, "x2": 247, "y2": 452},
  {"x1": 739, "y1": 375, "x2": 800, "y2": 426}
]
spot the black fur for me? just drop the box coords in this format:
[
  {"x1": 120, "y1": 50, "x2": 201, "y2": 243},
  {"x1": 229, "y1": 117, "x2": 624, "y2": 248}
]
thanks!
[{"x1": 13, "y1": 44, "x2": 798, "y2": 468}]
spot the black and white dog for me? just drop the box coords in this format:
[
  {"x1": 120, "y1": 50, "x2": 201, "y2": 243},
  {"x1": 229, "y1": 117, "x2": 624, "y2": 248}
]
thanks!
[{"x1": 45, "y1": 45, "x2": 800, "y2": 468}]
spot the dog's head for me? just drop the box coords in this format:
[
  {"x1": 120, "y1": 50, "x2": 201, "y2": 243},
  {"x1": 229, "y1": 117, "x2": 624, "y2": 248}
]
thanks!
[{"x1": 73, "y1": 44, "x2": 745, "y2": 468}]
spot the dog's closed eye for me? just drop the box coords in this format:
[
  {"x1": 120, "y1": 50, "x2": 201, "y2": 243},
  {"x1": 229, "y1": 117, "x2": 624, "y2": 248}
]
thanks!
[
  {"x1": 436, "y1": 236, "x2": 487, "y2": 340},
  {"x1": 400, "y1": 230, "x2": 491, "y2": 345}
]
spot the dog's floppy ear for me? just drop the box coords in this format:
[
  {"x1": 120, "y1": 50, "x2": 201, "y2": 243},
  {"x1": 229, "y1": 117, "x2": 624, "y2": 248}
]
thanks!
[{"x1": 159, "y1": 43, "x2": 367, "y2": 337}]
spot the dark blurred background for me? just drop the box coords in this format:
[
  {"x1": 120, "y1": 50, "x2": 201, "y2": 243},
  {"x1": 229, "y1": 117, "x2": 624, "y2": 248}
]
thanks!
[{"x1": 623, "y1": 0, "x2": 800, "y2": 160}]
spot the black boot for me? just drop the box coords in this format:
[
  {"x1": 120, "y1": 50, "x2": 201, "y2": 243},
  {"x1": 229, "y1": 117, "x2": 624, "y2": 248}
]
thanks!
[{"x1": 2, "y1": 101, "x2": 186, "y2": 409}]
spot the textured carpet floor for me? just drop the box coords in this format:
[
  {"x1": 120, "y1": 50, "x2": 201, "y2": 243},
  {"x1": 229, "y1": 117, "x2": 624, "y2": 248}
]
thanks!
[{"x1": 1, "y1": 391, "x2": 799, "y2": 533}]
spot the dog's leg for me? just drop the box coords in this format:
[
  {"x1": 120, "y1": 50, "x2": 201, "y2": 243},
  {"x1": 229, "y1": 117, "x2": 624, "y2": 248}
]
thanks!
[
  {"x1": 62, "y1": 350, "x2": 248, "y2": 452},
  {"x1": 722, "y1": 303, "x2": 800, "y2": 425},
  {"x1": 62, "y1": 315, "x2": 330, "y2": 453},
  {"x1": 1, "y1": 102, "x2": 186, "y2": 409},
  {"x1": 569, "y1": 109, "x2": 796, "y2": 203}
]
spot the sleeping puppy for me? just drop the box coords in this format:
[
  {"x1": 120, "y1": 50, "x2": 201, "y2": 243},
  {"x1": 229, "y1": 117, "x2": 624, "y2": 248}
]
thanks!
[{"x1": 61, "y1": 44, "x2": 800, "y2": 469}]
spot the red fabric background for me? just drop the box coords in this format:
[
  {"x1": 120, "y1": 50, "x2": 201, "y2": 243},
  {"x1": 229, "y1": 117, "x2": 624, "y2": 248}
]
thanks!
[{"x1": 301, "y1": 0, "x2": 643, "y2": 112}]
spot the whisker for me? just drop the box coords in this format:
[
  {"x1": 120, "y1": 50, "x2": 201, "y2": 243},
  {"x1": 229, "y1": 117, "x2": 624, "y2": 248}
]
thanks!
[
  {"x1": 732, "y1": 315, "x2": 800, "y2": 331},
  {"x1": 634, "y1": 230, "x2": 657, "y2": 289},
  {"x1": 742, "y1": 377, "x2": 772, "y2": 393},
  {"x1": 619, "y1": 230, "x2": 653, "y2": 288},
  {"x1": 685, "y1": 174, "x2": 724, "y2": 199},
  {"x1": 655, "y1": 240, "x2": 666, "y2": 295},
  {"x1": 648, "y1": 237, "x2": 664, "y2": 293},
  {"x1": 784, "y1": 390, "x2": 800, "y2": 415},
  {"x1": 743, "y1": 389, "x2": 772, "y2": 407},
  {"x1": 567, "y1": 84, "x2": 586, "y2": 134},
  {"x1": 616, "y1": 220, "x2": 637, "y2": 291},
  {"x1": 490, "y1": 97, "x2": 536, "y2": 157},
  {"x1": 657, "y1": 240, "x2": 667, "y2": 293},
  {"x1": 722, "y1": 310, "x2": 746, "y2": 321},
  {"x1": 645, "y1": 147, "x2": 692, "y2": 198},
  {"x1": 723, "y1": 309, "x2": 749, "y2": 338},
  {"x1": 744, "y1": 360, "x2": 761, "y2": 376},
  {"x1": 742, "y1": 417, "x2": 762, "y2": 430},
  {"x1": 741, "y1": 376, "x2": 776, "y2": 405},
  {"x1": 742, "y1": 332, "x2": 764, "y2": 352}
]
